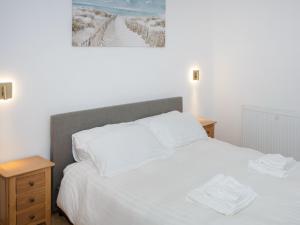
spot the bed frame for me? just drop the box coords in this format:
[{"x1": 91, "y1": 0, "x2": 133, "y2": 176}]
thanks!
[{"x1": 50, "y1": 97, "x2": 183, "y2": 211}]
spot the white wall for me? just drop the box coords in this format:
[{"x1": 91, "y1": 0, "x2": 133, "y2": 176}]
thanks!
[
  {"x1": 3, "y1": 0, "x2": 298, "y2": 163},
  {"x1": 0, "y1": 0, "x2": 214, "y2": 162},
  {"x1": 212, "y1": 0, "x2": 300, "y2": 145}
]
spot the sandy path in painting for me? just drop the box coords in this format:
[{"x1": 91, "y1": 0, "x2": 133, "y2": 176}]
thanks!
[{"x1": 102, "y1": 16, "x2": 147, "y2": 47}]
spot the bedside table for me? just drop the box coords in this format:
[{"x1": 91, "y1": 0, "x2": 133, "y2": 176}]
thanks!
[
  {"x1": 0, "y1": 156, "x2": 54, "y2": 225},
  {"x1": 198, "y1": 117, "x2": 217, "y2": 138}
]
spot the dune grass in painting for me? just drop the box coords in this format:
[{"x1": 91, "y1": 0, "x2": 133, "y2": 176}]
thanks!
[{"x1": 72, "y1": 0, "x2": 165, "y2": 47}]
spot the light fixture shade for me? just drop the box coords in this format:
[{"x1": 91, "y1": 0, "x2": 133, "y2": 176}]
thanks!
[
  {"x1": 193, "y1": 70, "x2": 200, "y2": 80},
  {"x1": 0, "y1": 82, "x2": 13, "y2": 100}
]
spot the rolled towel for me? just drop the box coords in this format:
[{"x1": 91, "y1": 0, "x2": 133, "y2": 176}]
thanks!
[
  {"x1": 249, "y1": 154, "x2": 297, "y2": 178},
  {"x1": 187, "y1": 174, "x2": 257, "y2": 216}
]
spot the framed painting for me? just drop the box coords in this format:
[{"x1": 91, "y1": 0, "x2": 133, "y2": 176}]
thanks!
[{"x1": 72, "y1": 0, "x2": 166, "y2": 47}]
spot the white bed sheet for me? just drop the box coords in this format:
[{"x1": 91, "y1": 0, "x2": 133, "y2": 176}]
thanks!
[{"x1": 57, "y1": 139, "x2": 300, "y2": 225}]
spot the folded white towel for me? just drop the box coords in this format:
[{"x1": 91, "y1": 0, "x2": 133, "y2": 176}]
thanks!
[
  {"x1": 258, "y1": 154, "x2": 295, "y2": 170},
  {"x1": 187, "y1": 174, "x2": 257, "y2": 216},
  {"x1": 249, "y1": 154, "x2": 297, "y2": 178}
]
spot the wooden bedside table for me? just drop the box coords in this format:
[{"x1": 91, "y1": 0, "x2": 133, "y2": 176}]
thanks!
[
  {"x1": 198, "y1": 117, "x2": 217, "y2": 138},
  {"x1": 0, "y1": 156, "x2": 54, "y2": 225}
]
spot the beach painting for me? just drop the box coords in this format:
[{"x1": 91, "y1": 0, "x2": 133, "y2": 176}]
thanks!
[{"x1": 72, "y1": 0, "x2": 166, "y2": 47}]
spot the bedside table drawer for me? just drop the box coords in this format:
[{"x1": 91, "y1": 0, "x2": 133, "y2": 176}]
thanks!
[
  {"x1": 16, "y1": 171, "x2": 45, "y2": 194},
  {"x1": 17, "y1": 205, "x2": 45, "y2": 225},
  {"x1": 17, "y1": 189, "x2": 45, "y2": 211},
  {"x1": 0, "y1": 156, "x2": 54, "y2": 225}
]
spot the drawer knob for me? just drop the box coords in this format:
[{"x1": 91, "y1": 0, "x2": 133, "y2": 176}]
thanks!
[
  {"x1": 28, "y1": 181, "x2": 35, "y2": 187},
  {"x1": 29, "y1": 215, "x2": 36, "y2": 220},
  {"x1": 29, "y1": 198, "x2": 35, "y2": 203}
]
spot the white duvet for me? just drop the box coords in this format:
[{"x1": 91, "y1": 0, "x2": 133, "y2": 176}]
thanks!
[{"x1": 57, "y1": 139, "x2": 300, "y2": 225}]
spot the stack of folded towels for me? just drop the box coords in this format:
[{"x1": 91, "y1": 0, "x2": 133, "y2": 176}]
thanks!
[
  {"x1": 187, "y1": 174, "x2": 257, "y2": 215},
  {"x1": 249, "y1": 154, "x2": 297, "y2": 178}
]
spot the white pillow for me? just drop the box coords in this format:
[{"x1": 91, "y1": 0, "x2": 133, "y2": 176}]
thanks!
[
  {"x1": 72, "y1": 122, "x2": 131, "y2": 162},
  {"x1": 136, "y1": 112, "x2": 208, "y2": 148},
  {"x1": 135, "y1": 111, "x2": 181, "y2": 125},
  {"x1": 85, "y1": 124, "x2": 173, "y2": 177}
]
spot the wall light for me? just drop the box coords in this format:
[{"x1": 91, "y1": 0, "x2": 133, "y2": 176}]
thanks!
[
  {"x1": 0, "y1": 82, "x2": 13, "y2": 100},
  {"x1": 193, "y1": 70, "x2": 200, "y2": 80}
]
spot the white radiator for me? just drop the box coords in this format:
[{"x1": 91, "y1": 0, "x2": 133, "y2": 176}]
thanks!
[{"x1": 241, "y1": 106, "x2": 300, "y2": 160}]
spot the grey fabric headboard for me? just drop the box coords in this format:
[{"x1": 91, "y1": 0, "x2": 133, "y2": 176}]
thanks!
[{"x1": 50, "y1": 97, "x2": 183, "y2": 210}]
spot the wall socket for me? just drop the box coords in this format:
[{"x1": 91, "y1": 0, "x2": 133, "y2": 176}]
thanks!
[{"x1": 0, "y1": 83, "x2": 13, "y2": 100}]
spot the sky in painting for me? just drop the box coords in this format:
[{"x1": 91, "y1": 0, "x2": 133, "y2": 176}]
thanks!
[{"x1": 73, "y1": 0, "x2": 165, "y2": 16}]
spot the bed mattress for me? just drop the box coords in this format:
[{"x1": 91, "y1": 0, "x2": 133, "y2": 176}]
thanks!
[{"x1": 57, "y1": 139, "x2": 300, "y2": 225}]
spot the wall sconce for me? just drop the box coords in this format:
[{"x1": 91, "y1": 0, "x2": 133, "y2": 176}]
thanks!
[
  {"x1": 0, "y1": 82, "x2": 13, "y2": 100},
  {"x1": 193, "y1": 70, "x2": 200, "y2": 80}
]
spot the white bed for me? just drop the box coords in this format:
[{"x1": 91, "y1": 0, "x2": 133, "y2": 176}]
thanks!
[{"x1": 57, "y1": 138, "x2": 300, "y2": 225}]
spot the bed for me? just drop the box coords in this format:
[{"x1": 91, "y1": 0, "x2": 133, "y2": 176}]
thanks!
[{"x1": 51, "y1": 97, "x2": 300, "y2": 225}]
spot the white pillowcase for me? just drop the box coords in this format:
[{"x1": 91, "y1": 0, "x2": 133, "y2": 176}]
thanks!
[
  {"x1": 72, "y1": 123, "x2": 174, "y2": 177},
  {"x1": 72, "y1": 122, "x2": 131, "y2": 162},
  {"x1": 136, "y1": 111, "x2": 208, "y2": 148},
  {"x1": 72, "y1": 111, "x2": 207, "y2": 176},
  {"x1": 86, "y1": 124, "x2": 173, "y2": 177}
]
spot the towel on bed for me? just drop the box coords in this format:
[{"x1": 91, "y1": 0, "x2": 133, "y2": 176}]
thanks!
[
  {"x1": 187, "y1": 174, "x2": 257, "y2": 216},
  {"x1": 249, "y1": 154, "x2": 297, "y2": 178}
]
